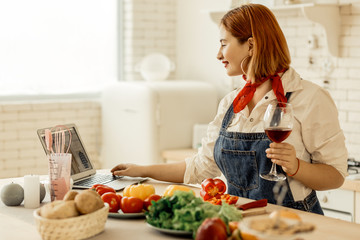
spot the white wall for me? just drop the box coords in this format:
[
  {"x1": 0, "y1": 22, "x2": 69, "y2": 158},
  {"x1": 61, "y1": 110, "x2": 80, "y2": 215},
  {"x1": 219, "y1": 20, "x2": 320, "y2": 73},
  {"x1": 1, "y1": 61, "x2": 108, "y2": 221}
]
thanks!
[
  {"x1": 176, "y1": 0, "x2": 234, "y2": 98},
  {"x1": 0, "y1": 101, "x2": 101, "y2": 178}
]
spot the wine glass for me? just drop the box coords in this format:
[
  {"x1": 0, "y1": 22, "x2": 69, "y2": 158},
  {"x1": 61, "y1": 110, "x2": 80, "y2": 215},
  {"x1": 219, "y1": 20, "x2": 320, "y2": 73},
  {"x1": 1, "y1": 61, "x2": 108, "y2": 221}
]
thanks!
[{"x1": 260, "y1": 102, "x2": 294, "y2": 181}]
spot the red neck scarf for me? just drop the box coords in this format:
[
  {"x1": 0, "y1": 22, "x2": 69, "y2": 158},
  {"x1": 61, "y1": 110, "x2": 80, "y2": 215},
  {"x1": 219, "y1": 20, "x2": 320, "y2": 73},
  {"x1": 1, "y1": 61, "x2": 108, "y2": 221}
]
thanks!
[{"x1": 233, "y1": 69, "x2": 287, "y2": 113}]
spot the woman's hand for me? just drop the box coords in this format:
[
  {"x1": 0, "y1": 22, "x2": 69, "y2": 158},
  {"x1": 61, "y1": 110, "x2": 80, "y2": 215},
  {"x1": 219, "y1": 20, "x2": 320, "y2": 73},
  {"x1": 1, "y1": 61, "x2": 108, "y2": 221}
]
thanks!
[
  {"x1": 265, "y1": 142, "x2": 298, "y2": 175},
  {"x1": 266, "y1": 143, "x2": 345, "y2": 190},
  {"x1": 111, "y1": 163, "x2": 145, "y2": 178}
]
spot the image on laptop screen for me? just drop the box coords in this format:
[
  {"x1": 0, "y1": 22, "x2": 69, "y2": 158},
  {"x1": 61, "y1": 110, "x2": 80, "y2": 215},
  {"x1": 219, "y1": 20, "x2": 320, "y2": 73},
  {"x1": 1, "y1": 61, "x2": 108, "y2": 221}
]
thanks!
[{"x1": 66, "y1": 126, "x2": 93, "y2": 175}]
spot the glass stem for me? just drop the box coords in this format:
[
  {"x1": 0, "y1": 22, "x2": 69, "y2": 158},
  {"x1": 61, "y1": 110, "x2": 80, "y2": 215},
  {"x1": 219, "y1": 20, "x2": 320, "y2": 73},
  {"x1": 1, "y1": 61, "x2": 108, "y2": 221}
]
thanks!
[{"x1": 270, "y1": 163, "x2": 277, "y2": 175}]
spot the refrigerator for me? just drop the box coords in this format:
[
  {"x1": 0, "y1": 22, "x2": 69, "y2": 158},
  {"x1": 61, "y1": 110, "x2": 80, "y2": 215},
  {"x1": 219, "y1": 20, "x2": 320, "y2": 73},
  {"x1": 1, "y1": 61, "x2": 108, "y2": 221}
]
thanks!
[{"x1": 100, "y1": 81, "x2": 218, "y2": 168}]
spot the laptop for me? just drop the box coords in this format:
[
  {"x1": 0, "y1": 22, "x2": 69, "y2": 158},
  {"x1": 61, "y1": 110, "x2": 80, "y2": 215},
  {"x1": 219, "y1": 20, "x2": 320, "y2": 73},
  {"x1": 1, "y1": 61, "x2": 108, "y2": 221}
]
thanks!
[{"x1": 37, "y1": 123, "x2": 147, "y2": 191}]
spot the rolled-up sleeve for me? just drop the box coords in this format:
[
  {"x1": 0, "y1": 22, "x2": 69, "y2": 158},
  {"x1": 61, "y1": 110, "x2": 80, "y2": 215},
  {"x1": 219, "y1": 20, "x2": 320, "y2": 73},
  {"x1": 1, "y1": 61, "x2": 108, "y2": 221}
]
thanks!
[
  {"x1": 301, "y1": 88, "x2": 348, "y2": 177},
  {"x1": 183, "y1": 92, "x2": 234, "y2": 184}
]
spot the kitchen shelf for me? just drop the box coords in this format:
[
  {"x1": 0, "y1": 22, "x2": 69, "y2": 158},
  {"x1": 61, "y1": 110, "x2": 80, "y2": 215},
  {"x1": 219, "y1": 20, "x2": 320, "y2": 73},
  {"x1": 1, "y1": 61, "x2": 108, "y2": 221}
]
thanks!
[{"x1": 204, "y1": 3, "x2": 346, "y2": 57}]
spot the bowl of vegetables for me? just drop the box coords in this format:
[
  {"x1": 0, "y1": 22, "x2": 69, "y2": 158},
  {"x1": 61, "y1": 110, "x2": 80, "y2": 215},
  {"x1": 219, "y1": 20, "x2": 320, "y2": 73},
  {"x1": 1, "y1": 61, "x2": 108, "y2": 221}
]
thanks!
[{"x1": 145, "y1": 191, "x2": 243, "y2": 237}]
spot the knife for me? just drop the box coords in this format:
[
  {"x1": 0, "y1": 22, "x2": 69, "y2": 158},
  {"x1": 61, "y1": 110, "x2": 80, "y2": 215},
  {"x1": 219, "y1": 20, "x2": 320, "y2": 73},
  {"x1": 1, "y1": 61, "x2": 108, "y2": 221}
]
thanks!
[{"x1": 236, "y1": 199, "x2": 268, "y2": 210}]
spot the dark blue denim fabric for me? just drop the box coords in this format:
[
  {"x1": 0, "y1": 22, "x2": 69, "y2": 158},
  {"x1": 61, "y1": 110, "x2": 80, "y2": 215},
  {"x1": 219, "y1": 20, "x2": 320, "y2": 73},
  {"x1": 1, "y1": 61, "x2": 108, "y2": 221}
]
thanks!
[{"x1": 213, "y1": 103, "x2": 323, "y2": 215}]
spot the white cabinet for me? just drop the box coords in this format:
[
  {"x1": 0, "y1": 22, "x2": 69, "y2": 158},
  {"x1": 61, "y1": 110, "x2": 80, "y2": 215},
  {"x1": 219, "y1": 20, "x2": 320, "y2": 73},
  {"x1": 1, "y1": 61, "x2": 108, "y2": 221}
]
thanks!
[
  {"x1": 204, "y1": 3, "x2": 347, "y2": 57},
  {"x1": 317, "y1": 189, "x2": 355, "y2": 222}
]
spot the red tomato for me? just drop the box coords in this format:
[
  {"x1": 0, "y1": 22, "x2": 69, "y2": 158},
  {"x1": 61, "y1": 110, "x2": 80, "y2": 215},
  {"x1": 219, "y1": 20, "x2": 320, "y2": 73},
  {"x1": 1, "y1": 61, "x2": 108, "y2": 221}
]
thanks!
[
  {"x1": 121, "y1": 197, "x2": 143, "y2": 213},
  {"x1": 143, "y1": 194, "x2": 162, "y2": 210},
  {"x1": 116, "y1": 194, "x2": 122, "y2": 209},
  {"x1": 90, "y1": 184, "x2": 107, "y2": 190},
  {"x1": 95, "y1": 185, "x2": 116, "y2": 196},
  {"x1": 101, "y1": 192, "x2": 120, "y2": 213},
  {"x1": 196, "y1": 218, "x2": 227, "y2": 240}
]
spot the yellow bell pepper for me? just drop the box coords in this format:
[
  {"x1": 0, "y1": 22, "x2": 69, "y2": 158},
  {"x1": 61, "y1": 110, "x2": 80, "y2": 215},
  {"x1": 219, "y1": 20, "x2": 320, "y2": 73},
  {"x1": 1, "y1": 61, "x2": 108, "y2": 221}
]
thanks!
[
  {"x1": 163, "y1": 185, "x2": 194, "y2": 197},
  {"x1": 123, "y1": 184, "x2": 155, "y2": 201}
]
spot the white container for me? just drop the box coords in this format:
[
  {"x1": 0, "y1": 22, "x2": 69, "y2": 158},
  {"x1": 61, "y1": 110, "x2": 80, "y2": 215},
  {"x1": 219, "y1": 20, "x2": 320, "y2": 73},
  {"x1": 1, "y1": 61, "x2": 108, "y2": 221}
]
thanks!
[
  {"x1": 135, "y1": 53, "x2": 175, "y2": 82},
  {"x1": 192, "y1": 124, "x2": 209, "y2": 149},
  {"x1": 101, "y1": 81, "x2": 218, "y2": 167}
]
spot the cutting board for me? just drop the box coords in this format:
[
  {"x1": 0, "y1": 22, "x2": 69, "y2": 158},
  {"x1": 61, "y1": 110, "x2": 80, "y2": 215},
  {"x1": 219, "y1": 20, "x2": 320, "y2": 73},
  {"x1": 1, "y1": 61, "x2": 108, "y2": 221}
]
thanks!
[{"x1": 241, "y1": 207, "x2": 267, "y2": 217}]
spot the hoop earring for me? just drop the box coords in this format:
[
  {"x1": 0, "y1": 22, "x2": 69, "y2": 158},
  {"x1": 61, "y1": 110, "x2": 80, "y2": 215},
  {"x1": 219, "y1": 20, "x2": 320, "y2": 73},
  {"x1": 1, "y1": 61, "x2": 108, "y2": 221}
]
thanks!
[{"x1": 240, "y1": 56, "x2": 250, "y2": 75}]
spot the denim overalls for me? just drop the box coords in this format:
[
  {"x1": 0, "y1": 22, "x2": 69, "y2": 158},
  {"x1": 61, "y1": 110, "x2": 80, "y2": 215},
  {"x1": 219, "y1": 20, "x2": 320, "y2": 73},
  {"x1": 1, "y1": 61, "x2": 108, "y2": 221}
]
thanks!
[{"x1": 214, "y1": 93, "x2": 324, "y2": 214}]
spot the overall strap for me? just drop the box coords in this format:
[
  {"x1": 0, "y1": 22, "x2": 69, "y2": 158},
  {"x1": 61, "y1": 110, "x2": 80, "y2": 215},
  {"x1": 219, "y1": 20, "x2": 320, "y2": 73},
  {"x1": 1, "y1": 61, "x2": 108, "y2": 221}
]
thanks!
[{"x1": 285, "y1": 92, "x2": 292, "y2": 101}]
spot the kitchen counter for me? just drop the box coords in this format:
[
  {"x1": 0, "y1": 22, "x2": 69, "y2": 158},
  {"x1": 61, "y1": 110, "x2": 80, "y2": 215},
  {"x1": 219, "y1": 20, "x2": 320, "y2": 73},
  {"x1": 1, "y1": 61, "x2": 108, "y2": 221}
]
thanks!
[
  {"x1": 341, "y1": 178, "x2": 360, "y2": 192},
  {"x1": 1, "y1": 174, "x2": 360, "y2": 240}
]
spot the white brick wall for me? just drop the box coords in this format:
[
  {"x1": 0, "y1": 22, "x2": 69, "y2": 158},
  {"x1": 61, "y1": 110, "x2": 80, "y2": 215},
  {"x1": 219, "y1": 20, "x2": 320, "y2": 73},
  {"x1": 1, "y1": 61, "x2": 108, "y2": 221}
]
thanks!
[
  {"x1": 0, "y1": 100, "x2": 101, "y2": 178},
  {"x1": 122, "y1": 0, "x2": 176, "y2": 81},
  {"x1": 274, "y1": 2, "x2": 360, "y2": 159}
]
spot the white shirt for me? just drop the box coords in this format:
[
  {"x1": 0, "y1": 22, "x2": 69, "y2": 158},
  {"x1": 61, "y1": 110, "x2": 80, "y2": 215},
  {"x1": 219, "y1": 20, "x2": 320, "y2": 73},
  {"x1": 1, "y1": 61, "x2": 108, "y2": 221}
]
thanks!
[{"x1": 184, "y1": 67, "x2": 348, "y2": 201}]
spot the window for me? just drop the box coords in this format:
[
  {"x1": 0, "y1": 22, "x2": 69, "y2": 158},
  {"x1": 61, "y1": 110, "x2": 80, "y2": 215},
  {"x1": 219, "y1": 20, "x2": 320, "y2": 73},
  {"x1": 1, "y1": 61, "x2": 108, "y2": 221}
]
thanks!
[{"x1": 0, "y1": 0, "x2": 118, "y2": 97}]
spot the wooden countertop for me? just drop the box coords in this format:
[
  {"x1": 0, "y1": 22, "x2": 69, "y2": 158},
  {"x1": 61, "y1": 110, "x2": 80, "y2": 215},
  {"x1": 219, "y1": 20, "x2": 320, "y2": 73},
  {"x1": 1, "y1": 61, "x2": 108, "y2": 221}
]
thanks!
[
  {"x1": 1, "y1": 175, "x2": 360, "y2": 240},
  {"x1": 341, "y1": 178, "x2": 360, "y2": 192}
]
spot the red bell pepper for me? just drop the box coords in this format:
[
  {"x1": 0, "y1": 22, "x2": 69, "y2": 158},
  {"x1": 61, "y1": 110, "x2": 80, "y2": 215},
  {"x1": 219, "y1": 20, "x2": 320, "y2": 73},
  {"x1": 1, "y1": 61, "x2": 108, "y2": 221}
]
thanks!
[
  {"x1": 220, "y1": 194, "x2": 239, "y2": 205},
  {"x1": 200, "y1": 178, "x2": 226, "y2": 200},
  {"x1": 208, "y1": 197, "x2": 222, "y2": 205},
  {"x1": 200, "y1": 189, "x2": 212, "y2": 201}
]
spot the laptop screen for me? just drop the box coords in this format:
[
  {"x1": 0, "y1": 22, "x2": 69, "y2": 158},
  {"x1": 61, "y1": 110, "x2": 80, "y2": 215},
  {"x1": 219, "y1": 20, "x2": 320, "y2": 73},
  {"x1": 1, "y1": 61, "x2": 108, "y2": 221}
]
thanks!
[{"x1": 37, "y1": 124, "x2": 97, "y2": 180}]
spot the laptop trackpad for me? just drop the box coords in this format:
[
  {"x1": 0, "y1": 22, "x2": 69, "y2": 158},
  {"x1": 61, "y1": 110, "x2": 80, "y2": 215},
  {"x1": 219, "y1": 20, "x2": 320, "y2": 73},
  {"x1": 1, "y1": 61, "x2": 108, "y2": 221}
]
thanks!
[{"x1": 106, "y1": 176, "x2": 149, "y2": 191}]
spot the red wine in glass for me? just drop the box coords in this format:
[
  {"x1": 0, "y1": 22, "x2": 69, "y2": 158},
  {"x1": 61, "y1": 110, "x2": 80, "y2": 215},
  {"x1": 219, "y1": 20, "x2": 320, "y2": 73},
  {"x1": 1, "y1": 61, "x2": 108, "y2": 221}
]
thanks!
[
  {"x1": 260, "y1": 102, "x2": 294, "y2": 181},
  {"x1": 265, "y1": 128, "x2": 292, "y2": 143}
]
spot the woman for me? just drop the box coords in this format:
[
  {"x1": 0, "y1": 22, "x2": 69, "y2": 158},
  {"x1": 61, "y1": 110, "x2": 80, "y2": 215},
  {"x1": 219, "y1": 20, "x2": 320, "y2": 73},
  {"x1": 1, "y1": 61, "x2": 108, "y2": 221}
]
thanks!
[{"x1": 111, "y1": 4, "x2": 348, "y2": 214}]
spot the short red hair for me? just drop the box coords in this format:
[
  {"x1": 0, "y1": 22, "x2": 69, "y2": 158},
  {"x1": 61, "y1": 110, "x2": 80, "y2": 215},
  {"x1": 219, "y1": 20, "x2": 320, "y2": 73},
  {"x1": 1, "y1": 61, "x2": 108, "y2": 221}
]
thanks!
[{"x1": 221, "y1": 4, "x2": 291, "y2": 82}]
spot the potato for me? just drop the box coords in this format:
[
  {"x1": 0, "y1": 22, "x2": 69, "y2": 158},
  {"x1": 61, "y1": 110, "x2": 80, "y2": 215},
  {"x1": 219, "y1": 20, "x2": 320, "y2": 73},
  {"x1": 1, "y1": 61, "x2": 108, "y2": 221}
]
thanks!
[
  {"x1": 74, "y1": 189, "x2": 104, "y2": 214},
  {"x1": 40, "y1": 200, "x2": 79, "y2": 219},
  {"x1": 63, "y1": 190, "x2": 79, "y2": 201}
]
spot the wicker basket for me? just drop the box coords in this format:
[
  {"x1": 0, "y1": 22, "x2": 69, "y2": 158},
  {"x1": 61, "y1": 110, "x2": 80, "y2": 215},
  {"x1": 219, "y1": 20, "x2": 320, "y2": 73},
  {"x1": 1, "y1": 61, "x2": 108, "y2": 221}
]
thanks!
[{"x1": 33, "y1": 204, "x2": 109, "y2": 240}]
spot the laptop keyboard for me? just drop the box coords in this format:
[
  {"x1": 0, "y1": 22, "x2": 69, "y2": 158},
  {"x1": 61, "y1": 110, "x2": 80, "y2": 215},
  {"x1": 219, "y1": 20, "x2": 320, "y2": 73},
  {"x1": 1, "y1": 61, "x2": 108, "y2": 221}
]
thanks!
[{"x1": 74, "y1": 174, "x2": 122, "y2": 187}]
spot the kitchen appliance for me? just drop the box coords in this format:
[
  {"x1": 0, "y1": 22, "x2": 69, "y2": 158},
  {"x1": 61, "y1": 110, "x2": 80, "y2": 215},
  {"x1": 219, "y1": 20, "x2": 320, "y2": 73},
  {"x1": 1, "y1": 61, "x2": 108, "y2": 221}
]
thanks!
[
  {"x1": 101, "y1": 81, "x2": 218, "y2": 168},
  {"x1": 317, "y1": 158, "x2": 360, "y2": 222},
  {"x1": 347, "y1": 158, "x2": 360, "y2": 179}
]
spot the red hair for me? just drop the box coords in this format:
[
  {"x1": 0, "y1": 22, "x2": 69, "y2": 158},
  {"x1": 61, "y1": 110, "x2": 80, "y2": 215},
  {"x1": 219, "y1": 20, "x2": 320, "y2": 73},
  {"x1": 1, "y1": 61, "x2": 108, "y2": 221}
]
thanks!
[{"x1": 221, "y1": 4, "x2": 291, "y2": 82}]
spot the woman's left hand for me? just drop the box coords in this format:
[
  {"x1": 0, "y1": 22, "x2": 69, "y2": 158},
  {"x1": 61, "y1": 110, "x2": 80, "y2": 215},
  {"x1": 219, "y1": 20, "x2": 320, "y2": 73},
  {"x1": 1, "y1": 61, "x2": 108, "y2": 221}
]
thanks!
[{"x1": 265, "y1": 142, "x2": 298, "y2": 175}]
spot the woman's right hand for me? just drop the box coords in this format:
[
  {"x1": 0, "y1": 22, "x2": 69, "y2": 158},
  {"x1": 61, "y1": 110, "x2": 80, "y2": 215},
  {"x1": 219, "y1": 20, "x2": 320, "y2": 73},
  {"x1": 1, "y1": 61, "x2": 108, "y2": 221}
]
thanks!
[
  {"x1": 111, "y1": 161, "x2": 186, "y2": 183},
  {"x1": 111, "y1": 163, "x2": 145, "y2": 178}
]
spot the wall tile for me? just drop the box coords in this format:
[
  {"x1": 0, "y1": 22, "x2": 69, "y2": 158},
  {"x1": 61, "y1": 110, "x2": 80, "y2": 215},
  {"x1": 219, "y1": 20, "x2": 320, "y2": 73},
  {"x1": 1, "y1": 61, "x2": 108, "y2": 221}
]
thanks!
[
  {"x1": 276, "y1": 1, "x2": 360, "y2": 159},
  {"x1": 0, "y1": 101, "x2": 102, "y2": 177}
]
